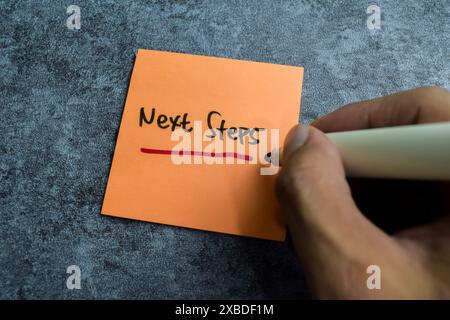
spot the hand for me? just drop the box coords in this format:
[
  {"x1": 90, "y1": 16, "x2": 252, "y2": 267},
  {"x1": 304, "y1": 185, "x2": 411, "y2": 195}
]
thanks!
[{"x1": 276, "y1": 86, "x2": 450, "y2": 299}]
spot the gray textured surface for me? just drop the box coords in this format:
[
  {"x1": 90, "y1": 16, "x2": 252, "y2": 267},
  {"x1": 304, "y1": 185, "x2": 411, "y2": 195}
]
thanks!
[{"x1": 0, "y1": 0, "x2": 449, "y2": 299}]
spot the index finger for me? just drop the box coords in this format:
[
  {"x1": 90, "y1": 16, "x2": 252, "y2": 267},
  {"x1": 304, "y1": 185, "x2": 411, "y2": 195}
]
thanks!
[{"x1": 312, "y1": 86, "x2": 450, "y2": 133}]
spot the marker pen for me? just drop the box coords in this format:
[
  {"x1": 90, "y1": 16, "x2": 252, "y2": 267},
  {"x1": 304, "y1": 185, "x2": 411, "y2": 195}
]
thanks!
[{"x1": 267, "y1": 122, "x2": 450, "y2": 181}]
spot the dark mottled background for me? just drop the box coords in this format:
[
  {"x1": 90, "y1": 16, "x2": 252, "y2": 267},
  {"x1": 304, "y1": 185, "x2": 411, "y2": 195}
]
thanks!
[{"x1": 0, "y1": 0, "x2": 448, "y2": 299}]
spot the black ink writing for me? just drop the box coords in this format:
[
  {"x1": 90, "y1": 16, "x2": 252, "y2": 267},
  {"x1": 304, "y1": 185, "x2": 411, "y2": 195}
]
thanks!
[
  {"x1": 139, "y1": 107, "x2": 264, "y2": 144},
  {"x1": 139, "y1": 107, "x2": 193, "y2": 132}
]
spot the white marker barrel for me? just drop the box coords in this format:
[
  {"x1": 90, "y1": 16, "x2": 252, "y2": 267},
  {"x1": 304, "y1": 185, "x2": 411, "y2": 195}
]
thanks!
[{"x1": 326, "y1": 122, "x2": 450, "y2": 180}]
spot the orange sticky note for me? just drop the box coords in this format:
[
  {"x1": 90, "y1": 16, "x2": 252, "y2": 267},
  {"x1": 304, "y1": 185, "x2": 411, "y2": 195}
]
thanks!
[{"x1": 102, "y1": 49, "x2": 303, "y2": 241}]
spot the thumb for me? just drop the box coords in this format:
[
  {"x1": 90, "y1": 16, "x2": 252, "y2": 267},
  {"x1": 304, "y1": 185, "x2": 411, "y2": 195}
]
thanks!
[{"x1": 276, "y1": 125, "x2": 389, "y2": 261}]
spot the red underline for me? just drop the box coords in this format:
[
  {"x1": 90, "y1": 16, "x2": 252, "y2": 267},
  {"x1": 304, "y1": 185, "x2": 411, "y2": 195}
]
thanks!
[{"x1": 140, "y1": 148, "x2": 253, "y2": 161}]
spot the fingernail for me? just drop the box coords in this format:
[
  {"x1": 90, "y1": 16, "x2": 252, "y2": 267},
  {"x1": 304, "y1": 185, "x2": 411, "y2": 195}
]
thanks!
[{"x1": 283, "y1": 125, "x2": 310, "y2": 161}]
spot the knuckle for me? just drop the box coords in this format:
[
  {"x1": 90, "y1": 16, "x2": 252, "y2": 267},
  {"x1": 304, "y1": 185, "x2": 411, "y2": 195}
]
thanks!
[{"x1": 413, "y1": 86, "x2": 450, "y2": 117}]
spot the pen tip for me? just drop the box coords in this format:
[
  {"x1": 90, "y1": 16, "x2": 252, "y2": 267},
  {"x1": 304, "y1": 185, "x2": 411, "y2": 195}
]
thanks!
[
  {"x1": 264, "y1": 148, "x2": 282, "y2": 166},
  {"x1": 264, "y1": 152, "x2": 272, "y2": 163}
]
